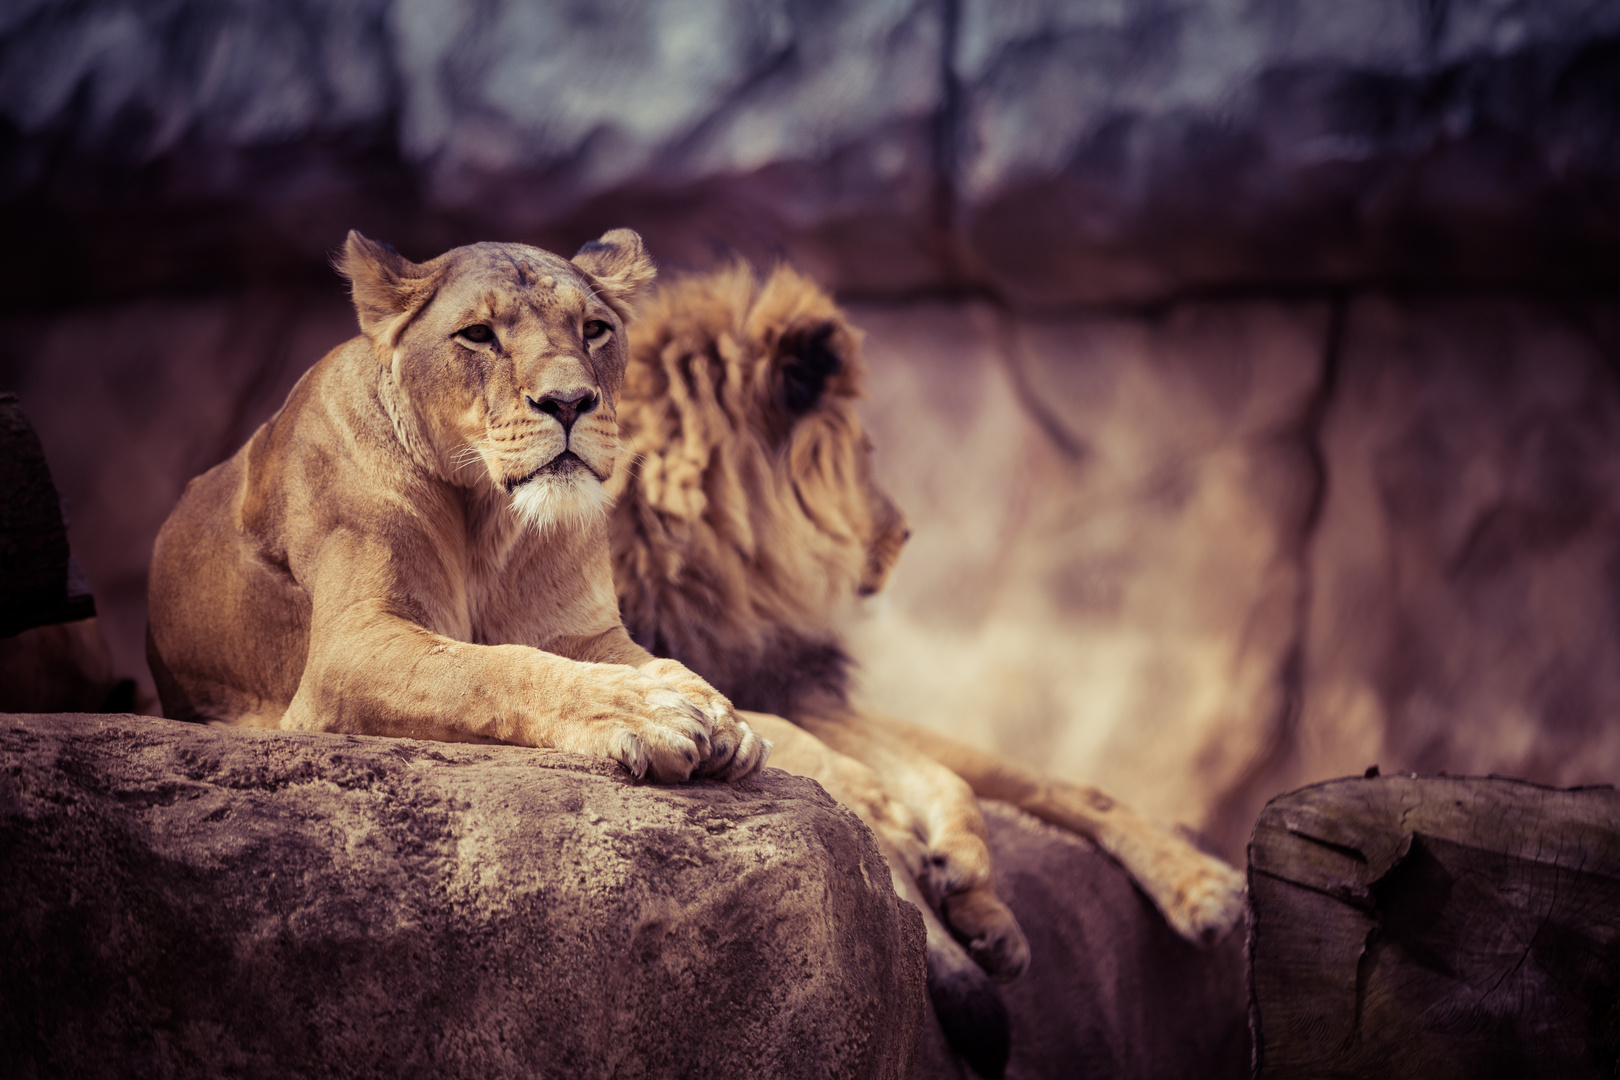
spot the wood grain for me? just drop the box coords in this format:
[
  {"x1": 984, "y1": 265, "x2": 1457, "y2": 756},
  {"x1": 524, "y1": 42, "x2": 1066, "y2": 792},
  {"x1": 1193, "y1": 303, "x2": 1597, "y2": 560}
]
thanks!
[{"x1": 1248, "y1": 774, "x2": 1620, "y2": 1079}]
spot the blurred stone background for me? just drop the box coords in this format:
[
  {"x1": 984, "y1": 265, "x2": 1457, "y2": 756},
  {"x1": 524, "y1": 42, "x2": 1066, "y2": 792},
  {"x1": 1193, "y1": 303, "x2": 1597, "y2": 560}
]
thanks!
[{"x1": 2, "y1": 0, "x2": 1618, "y2": 855}]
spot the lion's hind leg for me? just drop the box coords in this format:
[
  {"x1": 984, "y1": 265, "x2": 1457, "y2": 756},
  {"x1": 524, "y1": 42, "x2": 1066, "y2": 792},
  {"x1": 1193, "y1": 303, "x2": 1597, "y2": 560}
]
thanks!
[{"x1": 867, "y1": 712, "x2": 1248, "y2": 946}]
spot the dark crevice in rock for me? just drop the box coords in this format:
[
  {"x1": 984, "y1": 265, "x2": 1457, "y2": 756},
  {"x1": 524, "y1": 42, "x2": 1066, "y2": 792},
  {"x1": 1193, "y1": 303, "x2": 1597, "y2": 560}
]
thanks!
[
  {"x1": 1208, "y1": 294, "x2": 1348, "y2": 854},
  {"x1": 1418, "y1": 0, "x2": 1451, "y2": 65},
  {"x1": 930, "y1": 0, "x2": 966, "y2": 283},
  {"x1": 989, "y1": 303, "x2": 1087, "y2": 462}
]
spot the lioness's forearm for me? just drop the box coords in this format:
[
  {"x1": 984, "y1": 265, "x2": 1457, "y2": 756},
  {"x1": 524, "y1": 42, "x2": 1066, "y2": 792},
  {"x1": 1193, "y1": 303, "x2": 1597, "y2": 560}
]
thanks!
[
  {"x1": 282, "y1": 607, "x2": 751, "y2": 782},
  {"x1": 286, "y1": 618, "x2": 608, "y2": 745}
]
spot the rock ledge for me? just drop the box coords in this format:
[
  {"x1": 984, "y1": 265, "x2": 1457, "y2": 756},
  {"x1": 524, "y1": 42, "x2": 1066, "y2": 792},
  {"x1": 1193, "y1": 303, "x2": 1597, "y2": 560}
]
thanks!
[{"x1": 0, "y1": 712, "x2": 925, "y2": 1080}]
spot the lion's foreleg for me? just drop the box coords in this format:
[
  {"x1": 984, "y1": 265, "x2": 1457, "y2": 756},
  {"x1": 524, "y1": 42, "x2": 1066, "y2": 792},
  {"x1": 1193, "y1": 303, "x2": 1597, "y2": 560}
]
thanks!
[
  {"x1": 862, "y1": 711, "x2": 1248, "y2": 945},
  {"x1": 786, "y1": 707, "x2": 1030, "y2": 982},
  {"x1": 538, "y1": 629, "x2": 769, "y2": 780},
  {"x1": 285, "y1": 569, "x2": 715, "y2": 782},
  {"x1": 739, "y1": 711, "x2": 1012, "y2": 1080},
  {"x1": 737, "y1": 711, "x2": 927, "y2": 876}
]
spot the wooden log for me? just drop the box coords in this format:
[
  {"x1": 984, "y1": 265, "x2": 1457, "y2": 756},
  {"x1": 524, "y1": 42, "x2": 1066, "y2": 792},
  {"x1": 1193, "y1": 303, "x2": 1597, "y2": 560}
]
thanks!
[{"x1": 1248, "y1": 774, "x2": 1620, "y2": 1079}]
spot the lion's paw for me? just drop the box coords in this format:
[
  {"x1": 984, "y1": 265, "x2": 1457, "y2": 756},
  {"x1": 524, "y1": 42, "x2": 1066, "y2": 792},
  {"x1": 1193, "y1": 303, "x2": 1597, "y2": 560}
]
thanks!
[
  {"x1": 1154, "y1": 850, "x2": 1247, "y2": 946},
  {"x1": 941, "y1": 886, "x2": 1031, "y2": 983},
  {"x1": 639, "y1": 658, "x2": 771, "y2": 781},
  {"x1": 555, "y1": 665, "x2": 716, "y2": 783}
]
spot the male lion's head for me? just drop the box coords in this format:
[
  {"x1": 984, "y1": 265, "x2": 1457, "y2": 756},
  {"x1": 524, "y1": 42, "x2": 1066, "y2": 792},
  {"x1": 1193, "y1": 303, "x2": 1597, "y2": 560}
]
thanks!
[
  {"x1": 610, "y1": 263, "x2": 908, "y2": 712},
  {"x1": 339, "y1": 229, "x2": 656, "y2": 533}
]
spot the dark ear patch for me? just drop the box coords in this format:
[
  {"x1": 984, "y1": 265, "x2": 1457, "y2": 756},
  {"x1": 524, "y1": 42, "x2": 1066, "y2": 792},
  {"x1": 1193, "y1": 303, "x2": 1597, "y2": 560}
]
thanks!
[{"x1": 778, "y1": 322, "x2": 843, "y2": 415}]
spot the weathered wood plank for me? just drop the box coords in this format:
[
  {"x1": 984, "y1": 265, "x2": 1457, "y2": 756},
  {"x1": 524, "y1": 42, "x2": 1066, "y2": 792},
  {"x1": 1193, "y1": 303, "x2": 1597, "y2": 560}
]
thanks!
[{"x1": 1249, "y1": 775, "x2": 1620, "y2": 1079}]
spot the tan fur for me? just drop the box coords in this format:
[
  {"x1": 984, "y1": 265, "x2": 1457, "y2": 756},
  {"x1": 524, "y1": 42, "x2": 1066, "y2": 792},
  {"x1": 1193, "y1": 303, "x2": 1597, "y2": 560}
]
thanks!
[
  {"x1": 148, "y1": 230, "x2": 767, "y2": 783},
  {"x1": 611, "y1": 263, "x2": 1247, "y2": 971}
]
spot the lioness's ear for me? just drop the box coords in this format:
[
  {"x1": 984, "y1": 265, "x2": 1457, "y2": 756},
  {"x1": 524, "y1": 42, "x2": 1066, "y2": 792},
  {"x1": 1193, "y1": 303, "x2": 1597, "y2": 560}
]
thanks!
[
  {"x1": 571, "y1": 228, "x2": 657, "y2": 320},
  {"x1": 776, "y1": 321, "x2": 845, "y2": 416},
  {"x1": 337, "y1": 230, "x2": 430, "y2": 339}
]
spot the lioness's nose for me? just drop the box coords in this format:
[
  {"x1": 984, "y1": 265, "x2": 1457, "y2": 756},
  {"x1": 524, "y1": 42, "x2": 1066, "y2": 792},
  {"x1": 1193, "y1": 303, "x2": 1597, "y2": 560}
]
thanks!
[{"x1": 528, "y1": 388, "x2": 598, "y2": 435}]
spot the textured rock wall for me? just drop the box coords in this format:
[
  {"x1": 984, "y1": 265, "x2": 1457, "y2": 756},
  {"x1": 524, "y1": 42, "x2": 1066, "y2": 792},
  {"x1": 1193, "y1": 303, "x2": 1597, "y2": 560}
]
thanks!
[
  {"x1": 3, "y1": 0, "x2": 1617, "y2": 303},
  {"x1": 3, "y1": 1, "x2": 1618, "y2": 855},
  {"x1": 849, "y1": 294, "x2": 1620, "y2": 853}
]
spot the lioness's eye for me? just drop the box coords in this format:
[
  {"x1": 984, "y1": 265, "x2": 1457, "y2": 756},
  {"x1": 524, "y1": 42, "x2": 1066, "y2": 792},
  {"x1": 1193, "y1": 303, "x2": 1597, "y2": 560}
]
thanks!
[
  {"x1": 583, "y1": 319, "x2": 611, "y2": 343},
  {"x1": 457, "y1": 324, "x2": 494, "y2": 344}
]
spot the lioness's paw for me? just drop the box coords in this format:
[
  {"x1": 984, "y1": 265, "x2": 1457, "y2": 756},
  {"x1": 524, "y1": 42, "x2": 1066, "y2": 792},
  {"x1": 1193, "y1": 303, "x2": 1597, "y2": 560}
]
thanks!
[
  {"x1": 638, "y1": 659, "x2": 771, "y2": 781},
  {"x1": 1154, "y1": 849, "x2": 1248, "y2": 946},
  {"x1": 560, "y1": 666, "x2": 714, "y2": 783}
]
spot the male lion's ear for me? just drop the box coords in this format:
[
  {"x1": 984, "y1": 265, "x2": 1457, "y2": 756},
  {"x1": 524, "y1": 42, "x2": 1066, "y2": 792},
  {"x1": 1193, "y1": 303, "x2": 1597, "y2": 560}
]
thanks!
[
  {"x1": 571, "y1": 228, "x2": 657, "y2": 320},
  {"x1": 776, "y1": 321, "x2": 845, "y2": 416},
  {"x1": 337, "y1": 230, "x2": 429, "y2": 339}
]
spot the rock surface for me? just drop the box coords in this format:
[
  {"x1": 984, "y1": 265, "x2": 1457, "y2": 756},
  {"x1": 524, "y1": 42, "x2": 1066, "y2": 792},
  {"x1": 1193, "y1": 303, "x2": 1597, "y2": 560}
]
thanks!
[
  {"x1": 911, "y1": 801, "x2": 1250, "y2": 1080},
  {"x1": 1, "y1": 0, "x2": 1616, "y2": 304},
  {"x1": 0, "y1": 712, "x2": 926, "y2": 1080}
]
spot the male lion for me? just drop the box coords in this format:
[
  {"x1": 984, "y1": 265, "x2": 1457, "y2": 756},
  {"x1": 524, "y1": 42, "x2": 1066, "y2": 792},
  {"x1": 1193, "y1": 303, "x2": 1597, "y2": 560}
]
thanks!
[
  {"x1": 148, "y1": 230, "x2": 767, "y2": 784},
  {"x1": 608, "y1": 263, "x2": 1248, "y2": 1076}
]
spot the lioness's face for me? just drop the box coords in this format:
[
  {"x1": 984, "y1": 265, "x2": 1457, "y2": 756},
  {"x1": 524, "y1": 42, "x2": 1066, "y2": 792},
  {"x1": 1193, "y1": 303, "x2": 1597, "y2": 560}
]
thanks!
[
  {"x1": 343, "y1": 230, "x2": 655, "y2": 532},
  {"x1": 408, "y1": 246, "x2": 628, "y2": 525}
]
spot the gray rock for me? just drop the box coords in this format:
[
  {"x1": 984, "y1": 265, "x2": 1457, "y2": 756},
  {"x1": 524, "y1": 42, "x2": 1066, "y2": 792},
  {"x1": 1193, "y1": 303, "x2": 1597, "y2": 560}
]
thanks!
[
  {"x1": 2, "y1": 1, "x2": 1615, "y2": 304},
  {"x1": 910, "y1": 802, "x2": 1250, "y2": 1080},
  {"x1": 0, "y1": 712, "x2": 926, "y2": 1080},
  {"x1": 958, "y1": 0, "x2": 1620, "y2": 302},
  {"x1": 0, "y1": 0, "x2": 946, "y2": 298}
]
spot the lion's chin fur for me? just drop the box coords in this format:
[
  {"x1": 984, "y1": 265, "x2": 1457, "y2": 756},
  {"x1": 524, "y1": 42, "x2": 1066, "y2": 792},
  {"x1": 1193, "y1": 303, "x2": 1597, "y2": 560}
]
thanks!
[{"x1": 509, "y1": 472, "x2": 613, "y2": 535}]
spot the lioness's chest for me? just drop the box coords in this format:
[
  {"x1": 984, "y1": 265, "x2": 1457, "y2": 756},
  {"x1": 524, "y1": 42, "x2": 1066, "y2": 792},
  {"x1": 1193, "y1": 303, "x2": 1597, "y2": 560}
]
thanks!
[{"x1": 460, "y1": 533, "x2": 620, "y2": 649}]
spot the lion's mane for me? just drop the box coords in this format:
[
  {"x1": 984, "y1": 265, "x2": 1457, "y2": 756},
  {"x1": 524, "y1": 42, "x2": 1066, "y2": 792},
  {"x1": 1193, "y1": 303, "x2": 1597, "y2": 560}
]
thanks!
[{"x1": 608, "y1": 264, "x2": 901, "y2": 717}]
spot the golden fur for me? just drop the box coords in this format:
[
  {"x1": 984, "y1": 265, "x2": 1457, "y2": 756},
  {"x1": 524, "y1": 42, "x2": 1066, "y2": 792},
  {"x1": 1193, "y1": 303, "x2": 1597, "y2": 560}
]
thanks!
[
  {"x1": 610, "y1": 263, "x2": 904, "y2": 714},
  {"x1": 148, "y1": 230, "x2": 766, "y2": 783},
  {"x1": 610, "y1": 263, "x2": 1249, "y2": 1068}
]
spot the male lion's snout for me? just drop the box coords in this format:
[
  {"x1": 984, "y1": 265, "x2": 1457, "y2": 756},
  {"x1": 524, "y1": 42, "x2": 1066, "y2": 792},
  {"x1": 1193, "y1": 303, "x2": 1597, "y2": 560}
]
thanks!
[
  {"x1": 858, "y1": 500, "x2": 910, "y2": 597},
  {"x1": 528, "y1": 388, "x2": 599, "y2": 436}
]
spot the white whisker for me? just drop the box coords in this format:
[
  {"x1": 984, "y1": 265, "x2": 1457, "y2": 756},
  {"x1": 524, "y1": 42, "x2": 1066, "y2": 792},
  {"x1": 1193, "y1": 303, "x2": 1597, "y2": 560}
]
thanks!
[{"x1": 452, "y1": 441, "x2": 496, "y2": 477}]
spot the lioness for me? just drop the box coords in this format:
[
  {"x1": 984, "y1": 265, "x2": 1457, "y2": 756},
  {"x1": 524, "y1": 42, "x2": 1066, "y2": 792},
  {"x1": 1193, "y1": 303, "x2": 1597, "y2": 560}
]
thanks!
[
  {"x1": 609, "y1": 263, "x2": 1248, "y2": 1077},
  {"x1": 148, "y1": 230, "x2": 767, "y2": 784}
]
